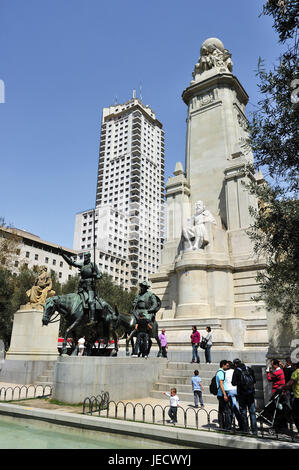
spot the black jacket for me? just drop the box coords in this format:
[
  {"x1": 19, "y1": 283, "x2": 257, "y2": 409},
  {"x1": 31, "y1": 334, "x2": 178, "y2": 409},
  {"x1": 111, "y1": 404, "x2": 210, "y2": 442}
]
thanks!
[
  {"x1": 136, "y1": 318, "x2": 150, "y2": 334},
  {"x1": 232, "y1": 365, "x2": 256, "y2": 396}
]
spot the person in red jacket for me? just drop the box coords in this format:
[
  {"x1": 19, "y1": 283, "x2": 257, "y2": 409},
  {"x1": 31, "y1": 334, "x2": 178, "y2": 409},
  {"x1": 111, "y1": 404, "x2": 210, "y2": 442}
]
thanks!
[
  {"x1": 266, "y1": 359, "x2": 285, "y2": 395},
  {"x1": 190, "y1": 325, "x2": 201, "y2": 364}
]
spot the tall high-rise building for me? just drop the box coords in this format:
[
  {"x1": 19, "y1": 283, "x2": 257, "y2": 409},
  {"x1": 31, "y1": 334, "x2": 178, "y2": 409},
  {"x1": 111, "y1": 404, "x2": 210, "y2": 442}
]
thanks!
[{"x1": 73, "y1": 96, "x2": 165, "y2": 289}]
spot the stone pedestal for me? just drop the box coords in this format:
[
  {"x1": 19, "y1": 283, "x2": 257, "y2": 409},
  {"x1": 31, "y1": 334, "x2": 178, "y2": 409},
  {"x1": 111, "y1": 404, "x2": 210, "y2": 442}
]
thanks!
[
  {"x1": 0, "y1": 305, "x2": 59, "y2": 384},
  {"x1": 53, "y1": 356, "x2": 167, "y2": 403},
  {"x1": 266, "y1": 311, "x2": 299, "y2": 361}
]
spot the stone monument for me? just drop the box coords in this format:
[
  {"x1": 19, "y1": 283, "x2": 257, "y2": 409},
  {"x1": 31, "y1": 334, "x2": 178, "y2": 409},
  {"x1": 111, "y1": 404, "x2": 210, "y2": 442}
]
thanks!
[
  {"x1": 150, "y1": 38, "x2": 269, "y2": 363},
  {"x1": 0, "y1": 267, "x2": 59, "y2": 384}
]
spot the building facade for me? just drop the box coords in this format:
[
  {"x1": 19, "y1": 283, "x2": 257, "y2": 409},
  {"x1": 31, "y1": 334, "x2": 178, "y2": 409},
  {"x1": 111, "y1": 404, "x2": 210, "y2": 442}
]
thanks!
[
  {"x1": 73, "y1": 96, "x2": 165, "y2": 289},
  {"x1": 0, "y1": 227, "x2": 78, "y2": 284}
]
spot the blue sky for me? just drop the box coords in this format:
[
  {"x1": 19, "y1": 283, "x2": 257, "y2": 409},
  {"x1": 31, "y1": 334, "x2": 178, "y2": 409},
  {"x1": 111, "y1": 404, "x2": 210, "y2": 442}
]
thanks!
[{"x1": 0, "y1": 0, "x2": 283, "y2": 248}]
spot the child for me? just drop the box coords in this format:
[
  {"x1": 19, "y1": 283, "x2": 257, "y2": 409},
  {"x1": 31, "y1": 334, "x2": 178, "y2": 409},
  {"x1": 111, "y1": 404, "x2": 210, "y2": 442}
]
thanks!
[
  {"x1": 163, "y1": 387, "x2": 180, "y2": 424},
  {"x1": 191, "y1": 370, "x2": 204, "y2": 408}
]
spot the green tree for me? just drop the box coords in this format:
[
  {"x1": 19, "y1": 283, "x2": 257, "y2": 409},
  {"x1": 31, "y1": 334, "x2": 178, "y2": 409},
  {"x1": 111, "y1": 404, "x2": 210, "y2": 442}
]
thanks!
[
  {"x1": 0, "y1": 218, "x2": 22, "y2": 271},
  {"x1": 0, "y1": 268, "x2": 14, "y2": 349},
  {"x1": 61, "y1": 274, "x2": 80, "y2": 295},
  {"x1": 248, "y1": 1, "x2": 299, "y2": 315},
  {"x1": 96, "y1": 273, "x2": 136, "y2": 314}
]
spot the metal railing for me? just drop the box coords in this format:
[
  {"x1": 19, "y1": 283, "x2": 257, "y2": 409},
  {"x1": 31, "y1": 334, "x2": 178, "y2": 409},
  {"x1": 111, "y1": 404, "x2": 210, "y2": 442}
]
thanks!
[
  {"x1": 0, "y1": 384, "x2": 52, "y2": 401},
  {"x1": 83, "y1": 391, "x2": 110, "y2": 415},
  {"x1": 82, "y1": 396, "x2": 298, "y2": 443}
]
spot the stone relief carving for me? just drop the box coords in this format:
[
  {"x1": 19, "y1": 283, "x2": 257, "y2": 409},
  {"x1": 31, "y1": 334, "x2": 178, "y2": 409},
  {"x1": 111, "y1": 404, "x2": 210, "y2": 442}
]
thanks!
[
  {"x1": 237, "y1": 111, "x2": 249, "y2": 132},
  {"x1": 191, "y1": 38, "x2": 233, "y2": 83},
  {"x1": 182, "y1": 200, "x2": 216, "y2": 251},
  {"x1": 239, "y1": 136, "x2": 252, "y2": 156},
  {"x1": 197, "y1": 91, "x2": 215, "y2": 108}
]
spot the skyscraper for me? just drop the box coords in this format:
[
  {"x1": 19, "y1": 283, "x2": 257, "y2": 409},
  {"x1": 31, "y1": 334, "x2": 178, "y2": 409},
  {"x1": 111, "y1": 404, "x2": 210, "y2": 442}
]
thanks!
[{"x1": 73, "y1": 96, "x2": 165, "y2": 289}]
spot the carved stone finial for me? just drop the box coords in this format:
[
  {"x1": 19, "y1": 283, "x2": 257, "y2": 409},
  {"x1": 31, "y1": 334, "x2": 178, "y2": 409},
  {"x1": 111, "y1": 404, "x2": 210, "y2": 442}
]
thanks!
[
  {"x1": 191, "y1": 38, "x2": 233, "y2": 83},
  {"x1": 173, "y1": 161, "x2": 184, "y2": 176}
]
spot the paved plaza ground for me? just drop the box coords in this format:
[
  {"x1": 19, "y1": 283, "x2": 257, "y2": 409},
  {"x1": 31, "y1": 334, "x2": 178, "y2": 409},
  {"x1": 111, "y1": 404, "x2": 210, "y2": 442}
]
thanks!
[{"x1": 0, "y1": 381, "x2": 217, "y2": 429}]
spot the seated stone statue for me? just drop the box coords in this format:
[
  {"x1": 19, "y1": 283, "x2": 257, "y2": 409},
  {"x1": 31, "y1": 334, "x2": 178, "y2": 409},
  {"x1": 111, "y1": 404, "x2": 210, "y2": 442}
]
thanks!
[
  {"x1": 182, "y1": 200, "x2": 216, "y2": 251},
  {"x1": 26, "y1": 266, "x2": 55, "y2": 306}
]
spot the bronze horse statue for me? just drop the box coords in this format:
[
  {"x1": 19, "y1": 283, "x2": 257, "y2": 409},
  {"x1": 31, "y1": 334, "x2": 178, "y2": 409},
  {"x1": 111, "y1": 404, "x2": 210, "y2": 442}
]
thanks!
[
  {"x1": 42, "y1": 293, "x2": 162, "y2": 357},
  {"x1": 42, "y1": 293, "x2": 119, "y2": 355}
]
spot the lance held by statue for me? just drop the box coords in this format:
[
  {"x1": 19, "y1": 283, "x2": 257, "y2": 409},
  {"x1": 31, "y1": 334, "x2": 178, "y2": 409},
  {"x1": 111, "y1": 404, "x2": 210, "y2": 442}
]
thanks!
[{"x1": 58, "y1": 248, "x2": 102, "y2": 326}]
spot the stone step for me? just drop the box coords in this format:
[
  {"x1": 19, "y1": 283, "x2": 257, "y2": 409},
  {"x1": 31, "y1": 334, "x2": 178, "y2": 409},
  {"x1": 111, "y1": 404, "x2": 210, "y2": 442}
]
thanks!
[
  {"x1": 34, "y1": 381, "x2": 53, "y2": 388},
  {"x1": 34, "y1": 365, "x2": 55, "y2": 387},
  {"x1": 36, "y1": 375, "x2": 53, "y2": 382},
  {"x1": 149, "y1": 389, "x2": 219, "y2": 405},
  {"x1": 167, "y1": 362, "x2": 216, "y2": 371},
  {"x1": 154, "y1": 382, "x2": 200, "y2": 393},
  {"x1": 163, "y1": 368, "x2": 214, "y2": 378},
  {"x1": 158, "y1": 375, "x2": 211, "y2": 386}
]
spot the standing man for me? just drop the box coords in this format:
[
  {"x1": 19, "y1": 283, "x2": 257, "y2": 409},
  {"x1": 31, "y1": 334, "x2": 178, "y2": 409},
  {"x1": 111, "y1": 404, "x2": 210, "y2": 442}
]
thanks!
[
  {"x1": 59, "y1": 249, "x2": 102, "y2": 326},
  {"x1": 159, "y1": 329, "x2": 168, "y2": 358},
  {"x1": 216, "y1": 360, "x2": 231, "y2": 430},
  {"x1": 131, "y1": 281, "x2": 160, "y2": 324},
  {"x1": 266, "y1": 359, "x2": 286, "y2": 396},
  {"x1": 77, "y1": 336, "x2": 85, "y2": 356},
  {"x1": 131, "y1": 312, "x2": 152, "y2": 358},
  {"x1": 280, "y1": 362, "x2": 299, "y2": 436},
  {"x1": 232, "y1": 358, "x2": 258, "y2": 435}
]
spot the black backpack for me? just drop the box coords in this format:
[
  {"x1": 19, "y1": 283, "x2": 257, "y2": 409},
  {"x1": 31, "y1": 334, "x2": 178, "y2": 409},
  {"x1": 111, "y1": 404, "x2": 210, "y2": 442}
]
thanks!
[
  {"x1": 210, "y1": 370, "x2": 225, "y2": 396},
  {"x1": 238, "y1": 367, "x2": 254, "y2": 392}
]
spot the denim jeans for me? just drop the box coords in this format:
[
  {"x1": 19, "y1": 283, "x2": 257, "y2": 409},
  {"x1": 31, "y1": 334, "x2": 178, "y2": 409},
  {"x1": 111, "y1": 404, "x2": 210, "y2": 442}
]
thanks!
[
  {"x1": 194, "y1": 390, "x2": 204, "y2": 407},
  {"x1": 205, "y1": 345, "x2": 212, "y2": 363},
  {"x1": 133, "y1": 332, "x2": 148, "y2": 357},
  {"x1": 161, "y1": 346, "x2": 168, "y2": 358},
  {"x1": 238, "y1": 394, "x2": 258, "y2": 434},
  {"x1": 217, "y1": 396, "x2": 232, "y2": 430},
  {"x1": 227, "y1": 389, "x2": 239, "y2": 410},
  {"x1": 227, "y1": 389, "x2": 242, "y2": 429},
  {"x1": 192, "y1": 344, "x2": 200, "y2": 362},
  {"x1": 168, "y1": 406, "x2": 178, "y2": 423}
]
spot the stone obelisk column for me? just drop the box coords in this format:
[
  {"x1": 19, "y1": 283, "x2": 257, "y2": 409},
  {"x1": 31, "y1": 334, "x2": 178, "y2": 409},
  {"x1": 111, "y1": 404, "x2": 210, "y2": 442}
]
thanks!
[{"x1": 149, "y1": 38, "x2": 269, "y2": 358}]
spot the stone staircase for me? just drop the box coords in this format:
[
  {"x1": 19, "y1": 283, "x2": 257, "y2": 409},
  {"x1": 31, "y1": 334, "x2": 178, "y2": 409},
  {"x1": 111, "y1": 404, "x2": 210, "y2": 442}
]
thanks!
[
  {"x1": 150, "y1": 361, "x2": 265, "y2": 409},
  {"x1": 34, "y1": 364, "x2": 55, "y2": 388},
  {"x1": 150, "y1": 362, "x2": 219, "y2": 405}
]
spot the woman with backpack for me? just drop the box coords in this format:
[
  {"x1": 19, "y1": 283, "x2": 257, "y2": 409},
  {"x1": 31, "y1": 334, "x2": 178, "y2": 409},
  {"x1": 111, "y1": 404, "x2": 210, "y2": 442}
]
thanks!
[{"x1": 203, "y1": 326, "x2": 212, "y2": 363}]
